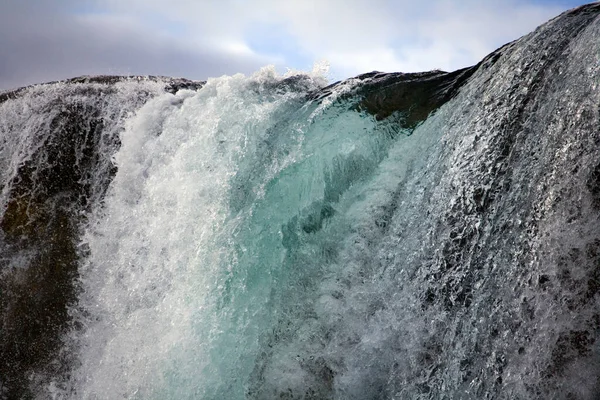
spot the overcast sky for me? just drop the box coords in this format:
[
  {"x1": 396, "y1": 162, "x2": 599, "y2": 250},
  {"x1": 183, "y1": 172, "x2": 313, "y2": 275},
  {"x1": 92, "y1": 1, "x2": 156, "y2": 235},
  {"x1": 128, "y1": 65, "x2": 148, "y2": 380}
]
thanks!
[{"x1": 0, "y1": 0, "x2": 592, "y2": 91}]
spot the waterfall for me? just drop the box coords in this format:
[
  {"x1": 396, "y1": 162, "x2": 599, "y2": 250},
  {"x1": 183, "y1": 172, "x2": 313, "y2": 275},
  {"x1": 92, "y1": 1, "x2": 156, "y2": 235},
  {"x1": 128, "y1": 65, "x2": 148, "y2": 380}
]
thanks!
[{"x1": 0, "y1": 4, "x2": 599, "y2": 400}]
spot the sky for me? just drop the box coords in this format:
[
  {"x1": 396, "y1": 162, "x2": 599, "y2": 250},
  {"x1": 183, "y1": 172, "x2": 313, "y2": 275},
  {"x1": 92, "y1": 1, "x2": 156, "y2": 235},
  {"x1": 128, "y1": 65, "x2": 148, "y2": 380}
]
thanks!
[{"x1": 0, "y1": 0, "x2": 593, "y2": 91}]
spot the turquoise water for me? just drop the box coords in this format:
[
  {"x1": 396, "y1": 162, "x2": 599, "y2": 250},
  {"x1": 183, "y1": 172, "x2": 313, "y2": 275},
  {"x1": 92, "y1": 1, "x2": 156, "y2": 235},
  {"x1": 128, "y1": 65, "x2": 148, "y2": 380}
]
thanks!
[{"x1": 66, "y1": 67, "x2": 428, "y2": 399}]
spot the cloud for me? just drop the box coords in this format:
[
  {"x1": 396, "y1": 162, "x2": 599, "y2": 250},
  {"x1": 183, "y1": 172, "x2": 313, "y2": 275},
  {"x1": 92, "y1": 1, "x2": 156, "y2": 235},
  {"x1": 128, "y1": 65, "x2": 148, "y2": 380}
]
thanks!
[
  {"x1": 91, "y1": 0, "x2": 574, "y2": 80},
  {"x1": 0, "y1": 0, "x2": 588, "y2": 90},
  {"x1": 0, "y1": 1, "x2": 275, "y2": 90},
  {"x1": 242, "y1": 0, "x2": 568, "y2": 78}
]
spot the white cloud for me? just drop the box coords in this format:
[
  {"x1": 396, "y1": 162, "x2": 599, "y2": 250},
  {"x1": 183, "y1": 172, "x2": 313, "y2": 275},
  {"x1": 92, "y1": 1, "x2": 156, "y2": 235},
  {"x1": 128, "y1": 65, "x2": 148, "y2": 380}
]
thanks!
[
  {"x1": 0, "y1": 0, "x2": 586, "y2": 89},
  {"x1": 95, "y1": 0, "x2": 571, "y2": 76}
]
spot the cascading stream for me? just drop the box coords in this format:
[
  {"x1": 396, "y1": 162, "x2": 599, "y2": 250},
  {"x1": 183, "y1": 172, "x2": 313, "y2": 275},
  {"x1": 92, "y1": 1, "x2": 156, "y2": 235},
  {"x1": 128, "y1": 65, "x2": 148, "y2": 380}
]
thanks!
[
  {"x1": 0, "y1": 77, "x2": 193, "y2": 400},
  {"x1": 0, "y1": 4, "x2": 598, "y2": 400}
]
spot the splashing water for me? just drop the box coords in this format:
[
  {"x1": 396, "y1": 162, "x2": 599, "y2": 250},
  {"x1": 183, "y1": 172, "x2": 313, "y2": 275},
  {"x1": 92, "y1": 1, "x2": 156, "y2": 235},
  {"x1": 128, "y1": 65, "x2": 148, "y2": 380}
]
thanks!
[
  {"x1": 0, "y1": 5, "x2": 599, "y2": 400},
  {"x1": 61, "y1": 17, "x2": 600, "y2": 398}
]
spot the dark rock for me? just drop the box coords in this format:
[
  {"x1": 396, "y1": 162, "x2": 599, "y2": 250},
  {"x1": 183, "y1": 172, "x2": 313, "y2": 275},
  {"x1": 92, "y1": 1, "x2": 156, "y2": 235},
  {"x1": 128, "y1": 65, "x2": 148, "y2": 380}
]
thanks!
[{"x1": 310, "y1": 64, "x2": 482, "y2": 129}]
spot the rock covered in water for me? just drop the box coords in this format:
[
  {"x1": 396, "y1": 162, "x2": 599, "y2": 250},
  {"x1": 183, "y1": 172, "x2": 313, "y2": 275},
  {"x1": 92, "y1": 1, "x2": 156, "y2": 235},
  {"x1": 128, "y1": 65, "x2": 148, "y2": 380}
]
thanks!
[
  {"x1": 0, "y1": 76, "x2": 203, "y2": 399},
  {"x1": 1, "y1": 3, "x2": 600, "y2": 399}
]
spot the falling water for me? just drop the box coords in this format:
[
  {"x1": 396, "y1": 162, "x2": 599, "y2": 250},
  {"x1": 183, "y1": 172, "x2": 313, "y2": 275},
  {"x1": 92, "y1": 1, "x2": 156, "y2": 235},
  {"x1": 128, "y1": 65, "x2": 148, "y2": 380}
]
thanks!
[{"x1": 0, "y1": 4, "x2": 599, "y2": 400}]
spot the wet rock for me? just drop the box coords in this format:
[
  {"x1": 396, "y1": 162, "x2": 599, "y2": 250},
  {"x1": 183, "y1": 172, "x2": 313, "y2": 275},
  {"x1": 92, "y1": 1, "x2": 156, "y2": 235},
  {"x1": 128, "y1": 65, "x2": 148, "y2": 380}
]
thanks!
[{"x1": 0, "y1": 76, "x2": 203, "y2": 399}]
